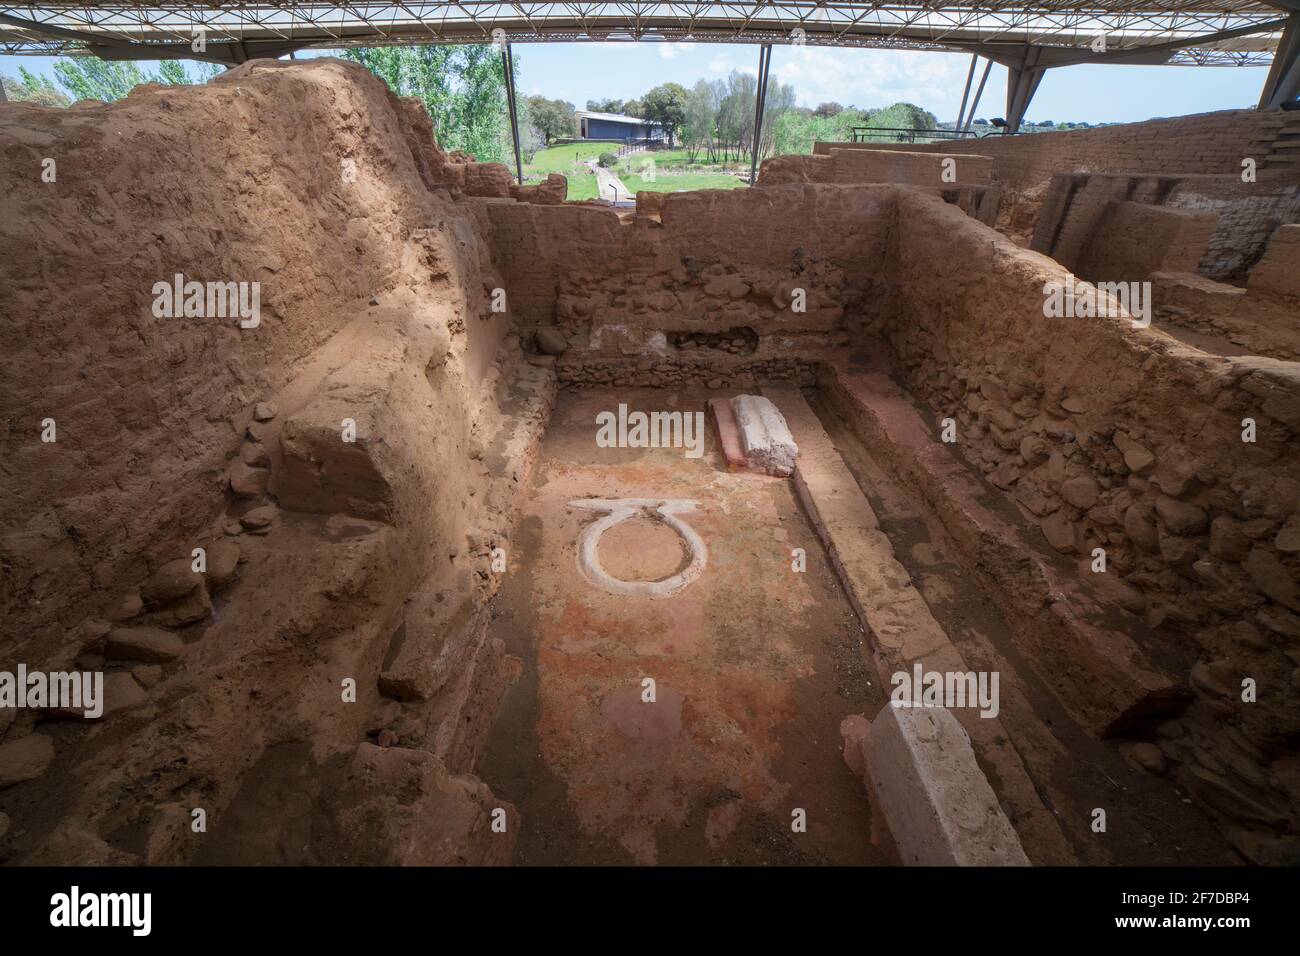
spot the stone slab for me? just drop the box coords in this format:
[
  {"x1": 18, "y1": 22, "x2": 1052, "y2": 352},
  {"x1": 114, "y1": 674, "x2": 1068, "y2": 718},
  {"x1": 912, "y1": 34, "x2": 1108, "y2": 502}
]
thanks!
[
  {"x1": 864, "y1": 704, "x2": 1030, "y2": 867},
  {"x1": 731, "y1": 394, "x2": 798, "y2": 476}
]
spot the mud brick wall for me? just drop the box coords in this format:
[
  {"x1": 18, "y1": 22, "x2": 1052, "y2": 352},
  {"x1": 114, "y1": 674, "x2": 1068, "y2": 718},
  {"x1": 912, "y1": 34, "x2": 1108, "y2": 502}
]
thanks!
[
  {"x1": 485, "y1": 183, "x2": 899, "y2": 364},
  {"x1": 815, "y1": 109, "x2": 1286, "y2": 193},
  {"x1": 1032, "y1": 174, "x2": 1189, "y2": 272},
  {"x1": 1032, "y1": 172, "x2": 1300, "y2": 283},
  {"x1": 1168, "y1": 177, "x2": 1300, "y2": 282},
  {"x1": 828, "y1": 148, "x2": 992, "y2": 187},
  {"x1": 1076, "y1": 201, "x2": 1219, "y2": 285},
  {"x1": 758, "y1": 149, "x2": 991, "y2": 188},
  {"x1": 1247, "y1": 223, "x2": 1300, "y2": 299},
  {"x1": 0, "y1": 58, "x2": 500, "y2": 676},
  {"x1": 881, "y1": 188, "x2": 1300, "y2": 842}
]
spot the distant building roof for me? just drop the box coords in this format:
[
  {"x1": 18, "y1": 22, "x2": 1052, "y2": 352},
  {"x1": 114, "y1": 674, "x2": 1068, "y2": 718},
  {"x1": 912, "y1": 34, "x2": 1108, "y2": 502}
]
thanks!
[{"x1": 575, "y1": 111, "x2": 663, "y2": 127}]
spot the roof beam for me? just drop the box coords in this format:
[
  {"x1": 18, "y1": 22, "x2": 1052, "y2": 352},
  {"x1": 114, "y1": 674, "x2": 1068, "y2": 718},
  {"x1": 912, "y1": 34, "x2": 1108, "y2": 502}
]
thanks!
[
  {"x1": 1023, "y1": 16, "x2": 1291, "y2": 71},
  {"x1": 1259, "y1": 10, "x2": 1300, "y2": 107},
  {"x1": 0, "y1": 13, "x2": 309, "y2": 63}
]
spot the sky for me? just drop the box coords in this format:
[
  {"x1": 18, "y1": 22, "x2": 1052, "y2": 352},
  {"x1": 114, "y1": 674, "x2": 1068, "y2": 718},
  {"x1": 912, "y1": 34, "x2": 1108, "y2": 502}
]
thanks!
[{"x1": 2, "y1": 41, "x2": 1272, "y2": 126}]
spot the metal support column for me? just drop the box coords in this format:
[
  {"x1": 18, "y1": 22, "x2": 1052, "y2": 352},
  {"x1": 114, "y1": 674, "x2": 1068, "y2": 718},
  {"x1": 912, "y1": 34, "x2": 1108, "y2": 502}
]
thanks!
[
  {"x1": 1259, "y1": 11, "x2": 1300, "y2": 109},
  {"x1": 955, "y1": 53, "x2": 978, "y2": 130},
  {"x1": 501, "y1": 42, "x2": 524, "y2": 184},
  {"x1": 963, "y1": 57, "x2": 994, "y2": 131},
  {"x1": 1005, "y1": 48, "x2": 1045, "y2": 133},
  {"x1": 748, "y1": 43, "x2": 773, "y2": 186}
]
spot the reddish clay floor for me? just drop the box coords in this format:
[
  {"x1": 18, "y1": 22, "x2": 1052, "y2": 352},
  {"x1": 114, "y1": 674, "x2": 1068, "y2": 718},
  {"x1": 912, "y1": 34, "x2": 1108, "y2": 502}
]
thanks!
[{"x1": 476, "y1": 388, "x2": 888, "y2": 865}]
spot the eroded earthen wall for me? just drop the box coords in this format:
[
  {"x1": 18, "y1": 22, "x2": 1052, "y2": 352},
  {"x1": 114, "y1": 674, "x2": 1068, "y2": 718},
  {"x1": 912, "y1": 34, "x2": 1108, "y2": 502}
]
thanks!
[
  {"x1": 0, "y1": 58, "x2": 542, "y2": 864},
  {"x1": 1032, "y1": 171, "x2": 1300, "y2": 283},
  {"x1": 881, "y1": 189, "x2": 1300, "y2": 847},
  {"x1": 818, "y1": 111, "x2": 1296, "y2": 247},
  {"x1": 487, "y1": 184, "x2": 899, "y2": 385},
  {"x1": 815, "y1": 109, "x2": 1288, "y2": 193},
  {"x1": 1076, "y1": 200, "x2": 1219, "y2": 284}
]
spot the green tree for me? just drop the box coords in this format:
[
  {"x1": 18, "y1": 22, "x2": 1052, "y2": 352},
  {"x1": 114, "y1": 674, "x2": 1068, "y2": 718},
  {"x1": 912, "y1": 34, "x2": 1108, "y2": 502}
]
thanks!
[
  {"x1": 45, "y1": 57, "x2": 221, "y2": 103},
  {"x1": 2, "y1": 68, "x2": 71, "y2": 107},
  {"x1": 52, "y1": 59, "x2": 151, "y2": 102},
  {"x1": 156, "y1": 60, "x2": 222, "y2": 86},
  {"x1": 586, "y1": 97, "x2": 623, "y2": 113},
  {"x1": 342, "y1": 45, "x2": 513, "y2": 164},
  {"x1": 813, "y1": 101, "x2": 843, "y2": 118},
  {"x1": 866, "y1": 102, "x2": 938, "y2": 134},
  {"x1": 157, "y1": 61, "x2": 190, "y2": 86},
  {"x1": 683, "y1": 79, "x2": 724, "y2": 162},
  {"x1": 715, "y1": 71, "x2": 756, "y2": 161},
  {"x1": 758, "y1": 78, "x2": 796, "y2": 160},
  {"x1": 640, "y1": 82, "x2": 688, "y2": 145},
  {"x1": 526, "y1": 94, "x2": 575, "y2": 144}
]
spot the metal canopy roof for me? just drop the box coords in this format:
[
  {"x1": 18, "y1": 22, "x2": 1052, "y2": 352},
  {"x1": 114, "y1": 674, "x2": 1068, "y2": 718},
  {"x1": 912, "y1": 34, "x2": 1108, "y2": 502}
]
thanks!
[{"x1": 0, "y1": 2, "x2": 1291, "y2": 67}]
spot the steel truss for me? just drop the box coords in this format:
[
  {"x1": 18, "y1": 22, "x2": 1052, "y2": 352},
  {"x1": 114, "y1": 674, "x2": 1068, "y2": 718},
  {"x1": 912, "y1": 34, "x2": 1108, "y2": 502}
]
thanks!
[{"x1": 0, "y1": 3, "x2": 1287, "y2": 67}]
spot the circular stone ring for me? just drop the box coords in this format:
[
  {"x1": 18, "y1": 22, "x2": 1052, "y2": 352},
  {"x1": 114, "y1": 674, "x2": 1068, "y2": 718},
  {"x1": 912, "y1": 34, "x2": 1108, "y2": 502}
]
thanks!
[{"x1": 567, "y1": 498, "x2": 707, "y2": 598}]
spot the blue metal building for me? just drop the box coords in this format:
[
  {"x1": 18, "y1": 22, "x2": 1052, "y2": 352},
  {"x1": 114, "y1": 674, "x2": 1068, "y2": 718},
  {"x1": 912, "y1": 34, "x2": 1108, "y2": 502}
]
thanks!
[{"x1": 575, "y1": 111, "x2": 667, "y2": 143}]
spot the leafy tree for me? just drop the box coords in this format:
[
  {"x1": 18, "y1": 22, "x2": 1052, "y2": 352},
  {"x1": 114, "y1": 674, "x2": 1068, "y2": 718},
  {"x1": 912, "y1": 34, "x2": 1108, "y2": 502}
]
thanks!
[
  {"x1": 867, "y1": 102, "x2": 937, "y2": 132},
  {"x1": 45, "y1": 57, "x2": 220, "y2": 103},
  {"x1": 2, "y1": 68, "x2": 71, "y2": 107},
  {"x1": 715, "y1": 71, "x2": 756, "y2": 161},
  {"x1": 621, "y1": 98, "x2": 644, "y2": 118},
  {"x1": 52, "y1": 59, "x2": 152, "y2": 102},
  {"x1": 586, "y1": 97, "x2": 623, "y2": 113},
  {"x1": 813, "y1": 101, "x2": 843, "y2": 118},
  {"x1": 683, "y1": 79, "x2": 723, "y2": 162},
  {"x1": 640, "y1": 82, "x2": 688, "y2": 145},
  {"x1": 519, "y1": 121, "x2": 544, "y2": 163},
  {"x1": 343, "y1": 45, "x2": 514, "y2": 164},
  {"x1": 156, "y1": 60, "x2": 188, "y2": 87},
  {"x1": 525, "y1": 94, "x2": 575, "y2": 144},
  {"x1": 771, "y1": 106, "x2": 867, "y2": 156},
  {"x1": 758, "y1": 78, "x2": 796, "y2": 160},
  {"x1": 155, "y1": 60, "x2": 222, "y2": 87},
  {"x1": 680, "y1": 71, "x2": 792, "y2": 163}
]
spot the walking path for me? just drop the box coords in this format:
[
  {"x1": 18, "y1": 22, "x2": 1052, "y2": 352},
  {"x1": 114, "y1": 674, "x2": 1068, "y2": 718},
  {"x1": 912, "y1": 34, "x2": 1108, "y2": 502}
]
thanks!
[{"x1": 586, "y1": 159, "x2": 631, "y2": 203}]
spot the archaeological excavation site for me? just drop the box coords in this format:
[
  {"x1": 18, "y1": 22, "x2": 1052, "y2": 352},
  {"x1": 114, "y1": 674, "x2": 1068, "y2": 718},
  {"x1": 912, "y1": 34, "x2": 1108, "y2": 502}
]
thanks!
[{"x1": 1, "y1": 7, "x2": 1300, "y2": 914}]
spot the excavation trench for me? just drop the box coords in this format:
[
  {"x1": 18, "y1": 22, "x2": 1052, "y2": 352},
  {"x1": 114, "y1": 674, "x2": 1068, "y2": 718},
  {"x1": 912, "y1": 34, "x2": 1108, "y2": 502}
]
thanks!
[
  {"x1": 475, "y1": 387, "x2": 884, "y2": 865},
  {"x1": 5, "y1": 66, "x2": 1295, "y2": 866},
  {"x1": 470, "y1": 368, "x2": 1240, "y2": 866}
]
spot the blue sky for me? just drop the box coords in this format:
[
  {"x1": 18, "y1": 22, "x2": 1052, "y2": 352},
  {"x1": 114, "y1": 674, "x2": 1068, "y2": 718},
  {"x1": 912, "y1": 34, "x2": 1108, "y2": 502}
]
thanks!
[{"x1": 2, "y1": 42, "x2": 1271, "y2": 125}]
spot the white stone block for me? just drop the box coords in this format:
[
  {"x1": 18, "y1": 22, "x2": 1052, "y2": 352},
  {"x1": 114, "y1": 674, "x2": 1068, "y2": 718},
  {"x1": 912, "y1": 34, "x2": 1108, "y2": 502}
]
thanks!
[
  {"x1": 731, "y1": 394, "x2": 799, "y2": 476},
  {"x1": 865, "y1": 704, "x2": 1030, "y2": 866}
]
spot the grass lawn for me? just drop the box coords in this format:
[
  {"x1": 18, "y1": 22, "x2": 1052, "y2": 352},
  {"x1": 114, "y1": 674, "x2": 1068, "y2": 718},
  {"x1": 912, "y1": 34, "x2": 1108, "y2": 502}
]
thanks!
[
  {"x1": 563, "y1": 171, "x2": 601, "y2": 201},
  {"x1": 616, "y1": 151, "x2": 744, "y2": 177},
  {"x1": 521, "y1": 143, "x2": 748, "y2": 201},
  {"x1": 525, "y1": 142, "x2": 613, "y2": 176},
  {"x1": 622, "y1": 172, "x2": 747, "y2": 193}
]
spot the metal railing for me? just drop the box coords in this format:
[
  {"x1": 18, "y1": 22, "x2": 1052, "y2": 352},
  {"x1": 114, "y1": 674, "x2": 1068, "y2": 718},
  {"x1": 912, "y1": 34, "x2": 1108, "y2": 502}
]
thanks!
[
  {"x1": 616, "y1": 137, "x2": 668, "y2": 158},
  {"x1": 849, "y1": 126, "x2": 987, "y2": 144}
]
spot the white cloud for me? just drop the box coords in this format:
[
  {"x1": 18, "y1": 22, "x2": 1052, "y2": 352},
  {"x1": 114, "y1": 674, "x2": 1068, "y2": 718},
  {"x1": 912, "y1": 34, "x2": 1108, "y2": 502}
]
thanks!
[
  {"x1": 706, "y1": 54, "x2": 734, "y2": 74},
  {"x1": 770, "y1": 46, "x2": 1006, "y2": 120}
]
